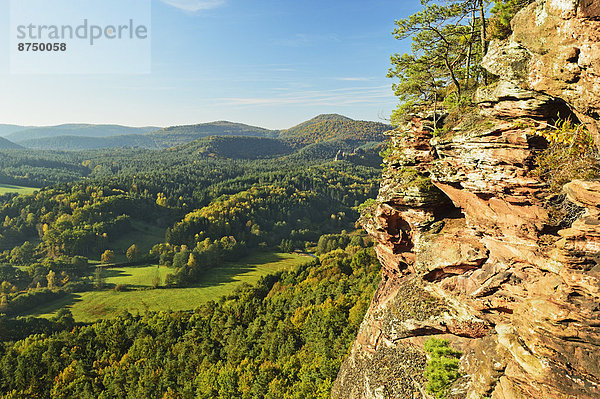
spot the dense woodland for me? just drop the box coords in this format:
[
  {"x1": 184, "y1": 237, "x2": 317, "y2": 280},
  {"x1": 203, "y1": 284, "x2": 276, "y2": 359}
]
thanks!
[
  {"x1": 0, "y1": 134, "x2": 381, "y2": 311},
  {"x1": 0, "y1": 241, "x2": 380, "y2": 398},
  {"x1": 0, "y1": 112, "x2": 386, "y2": 397}
]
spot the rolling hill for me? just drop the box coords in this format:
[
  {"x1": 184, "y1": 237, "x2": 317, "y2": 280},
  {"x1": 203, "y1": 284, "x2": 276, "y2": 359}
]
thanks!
[
  {"x1": 0, "y1": 137, "x2": 23, "y2": 149},
  {"x1": 7, "y1": 124, "x2": 160, "y2": 142},
  {"x1": 146, "y1": 121, "x2": 278, "y2": 147},
  {"x1": 154, "y1": 120, "x2": 276, "y2": 138},
  {"x1": 18, "y1": 121, "x2": 278, "y2": 150},
  {"x1": 279, "y1": 114, "x2": 391, "y2": 146},
  {"x1": 173, "y1": 136, "x2": 294, "y2": 159},
  {"x1": 18, "y1": 134, "x2": 162, "y2": 151},
  {"x1": 0, "y1": 125, "x2": 30, "y2": 137}
]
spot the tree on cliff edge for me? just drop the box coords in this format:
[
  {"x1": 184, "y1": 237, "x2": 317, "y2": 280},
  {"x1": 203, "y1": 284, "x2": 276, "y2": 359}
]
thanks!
[{"x1": 389, "y1": 0, "x2": 491, "y2": 123}]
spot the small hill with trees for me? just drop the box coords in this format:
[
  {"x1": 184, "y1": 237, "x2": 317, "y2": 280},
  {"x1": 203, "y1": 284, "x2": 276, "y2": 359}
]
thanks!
[
  {"x1": 148, "y1": 121, "x2": 277, "y2": 144},
  {"x1": 279, "y1": 114, "x2": 391, "y2": 146}
]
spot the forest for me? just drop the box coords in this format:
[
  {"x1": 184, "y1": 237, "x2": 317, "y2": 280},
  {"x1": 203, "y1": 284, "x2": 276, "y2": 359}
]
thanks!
[
  {"x1": 0, "y1": 240, "x2": 381, "y2": 398},
  {"x1": 0, "y1": 110, "x2": 388, "y2": 397}
]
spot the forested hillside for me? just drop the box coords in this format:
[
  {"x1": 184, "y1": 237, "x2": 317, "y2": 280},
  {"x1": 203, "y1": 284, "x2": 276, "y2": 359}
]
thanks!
[
  {"x1": 279, "y1": 114, "x2": 390, "y2": 147},
  {"x1": 0, "y1": 240, "x2": 380, "y2": 398},
  {"x1": 174, "y1": 136, "x2": 293, "y2": 159},
  {"x1": 153, "y1": 121, "x2": 276, "y2": 139},
  {"x1": 0, "y1": 138, "x2": 22, "y2": 150}
]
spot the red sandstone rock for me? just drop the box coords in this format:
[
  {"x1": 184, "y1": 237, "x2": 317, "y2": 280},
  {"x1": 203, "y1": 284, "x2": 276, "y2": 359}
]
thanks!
[{"x1": 333, "y1": 2, "x2": 600, "y2": 398}]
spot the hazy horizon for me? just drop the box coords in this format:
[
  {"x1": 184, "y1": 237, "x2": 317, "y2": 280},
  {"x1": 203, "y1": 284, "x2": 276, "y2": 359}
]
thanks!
[
  {"x1": 0, "y1": 0, "x2": 415, "y2": 130},
  {"x1": 0, "y1": 112, "x2": 391, "y2": 131}
]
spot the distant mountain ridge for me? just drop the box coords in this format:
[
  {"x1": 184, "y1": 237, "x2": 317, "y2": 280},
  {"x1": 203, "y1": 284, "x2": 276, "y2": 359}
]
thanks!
[
  {"x1": 18, "y1": 134, "x2": 161, "y2": 151},
  {"x1": 0, "y1": 125, "x2": 31, "y2": 137},
  {"x1": 18, "y1": 121, "x2": 278, "y2": 151},
  {"x1": 6, "y1": 115, "x2": 391, "y2": 151},
  {"x1": 7, "y1": 124, "x2": 161, "y2": 142}
]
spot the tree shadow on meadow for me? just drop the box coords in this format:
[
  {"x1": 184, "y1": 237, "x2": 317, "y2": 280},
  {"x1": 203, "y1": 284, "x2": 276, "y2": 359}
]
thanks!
[
  {"x1": 26, "y1": 293, "x2": 84, "y2": 318},
  {"x1": 192, "y1": 252, "x2": 290, "y2": 289}
]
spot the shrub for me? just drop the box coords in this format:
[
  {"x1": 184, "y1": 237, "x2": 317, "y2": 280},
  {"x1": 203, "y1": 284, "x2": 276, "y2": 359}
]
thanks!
[
  {"x1": 358, "y1": 198, "x2": 378, "y2": 216},
  {"x1": 534, "y1": 119, "x2": 600, "y2": 192},
  {"x1": 152, "y1": 272, "x2": 161, "y2": 289},
  {"x1": 424, "y1": 338, "x2": 463, "y2": 399},
  {"x1": 114, "y1": 284, "x2": 128, "y2": 292}
]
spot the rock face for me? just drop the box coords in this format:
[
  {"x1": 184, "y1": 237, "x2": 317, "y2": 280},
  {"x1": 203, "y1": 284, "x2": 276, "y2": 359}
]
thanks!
[
  {"x1": 333, "y1": 1, "x2": 600, "y2": 398},
  {"x1": 488, "y1": 0, "x2": 600, "y2": 147}
]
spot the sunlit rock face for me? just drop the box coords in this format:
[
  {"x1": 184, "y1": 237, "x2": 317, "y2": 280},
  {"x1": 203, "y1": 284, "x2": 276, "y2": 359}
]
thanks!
[
  {"x1": 508, "y1": 0, "x2": 600, "y2": 147},
  {"x1": 333, "y1": 1, "x2": 600, "y2": 398}
]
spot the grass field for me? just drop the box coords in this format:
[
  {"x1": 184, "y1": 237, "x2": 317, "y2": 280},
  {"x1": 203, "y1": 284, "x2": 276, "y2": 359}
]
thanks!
[
  {"x1": 0, "y1": 184, "x2": 38, "y2": 195},
  {"x1": 31, "y1": 252, "x2": 310, "y2": 322}
]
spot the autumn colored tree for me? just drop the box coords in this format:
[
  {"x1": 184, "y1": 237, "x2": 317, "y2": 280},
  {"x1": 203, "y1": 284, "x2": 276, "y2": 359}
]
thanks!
[
  {"x1": 101, "y1": 249, "x2": 115, "y2": 264},
  {"x1": 126, "y1": 244, "x2": 139, "y2": 262}
]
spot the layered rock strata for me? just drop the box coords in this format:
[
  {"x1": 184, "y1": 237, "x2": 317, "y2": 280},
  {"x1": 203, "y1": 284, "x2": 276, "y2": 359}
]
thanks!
[{"x1": 333, "y1": 1, "x2": 600, "y2": 398}]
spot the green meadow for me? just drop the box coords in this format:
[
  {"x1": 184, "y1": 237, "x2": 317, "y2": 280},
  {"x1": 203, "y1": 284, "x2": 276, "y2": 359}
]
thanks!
[
  {"x1": 0, "y1": 184, "x2": 38, "y2": 195},
  {"x1": 31, "y1": 251, "x2": 310, "y2": 322}
]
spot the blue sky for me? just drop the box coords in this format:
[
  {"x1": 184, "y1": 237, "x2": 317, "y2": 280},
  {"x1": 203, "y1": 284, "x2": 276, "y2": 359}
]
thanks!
[{"x1": 0, "y1": 0, "x2": 418, "y2": 129}]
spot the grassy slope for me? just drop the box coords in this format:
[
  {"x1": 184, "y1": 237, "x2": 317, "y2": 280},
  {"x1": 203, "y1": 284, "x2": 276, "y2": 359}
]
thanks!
[
  {"x1": 0, "y1": 184, "x2": 38, "y2": 195},
  {"x1": 30, "y1": 252, "x2": 310, "y2": 322}
]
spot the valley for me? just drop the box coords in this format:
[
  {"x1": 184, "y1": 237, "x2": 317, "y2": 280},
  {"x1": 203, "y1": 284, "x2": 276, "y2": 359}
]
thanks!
[
  {"x1": 0, "y1": 112, "x2": 385, "y2": 396},
  {"x1": 29, "y1": 251, "x2": 310, "y2": 322}
]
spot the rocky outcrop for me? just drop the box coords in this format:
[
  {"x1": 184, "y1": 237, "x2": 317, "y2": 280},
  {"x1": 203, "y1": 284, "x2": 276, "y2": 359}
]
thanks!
[
  {"x1": 333, "y1": 1, "x2": 600, "y2": 398},
  {"x1": 486, "y1": 0, "x2": 600, "y2": 147}
]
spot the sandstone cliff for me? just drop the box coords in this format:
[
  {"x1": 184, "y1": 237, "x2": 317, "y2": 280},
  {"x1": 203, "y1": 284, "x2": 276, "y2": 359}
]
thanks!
[{"x1": 333, "y1": 1, "x2": 600, "y2": 398}]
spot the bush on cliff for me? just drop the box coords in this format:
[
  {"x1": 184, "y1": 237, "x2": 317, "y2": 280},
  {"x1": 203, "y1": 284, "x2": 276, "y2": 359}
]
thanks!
[
  {"x1": 534, "y1": 118, "x2": 600, "y2": 192},
  {"x1": 424, "y1": 337, "x2": 463, "y2": 399}
]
